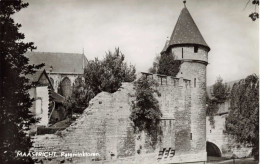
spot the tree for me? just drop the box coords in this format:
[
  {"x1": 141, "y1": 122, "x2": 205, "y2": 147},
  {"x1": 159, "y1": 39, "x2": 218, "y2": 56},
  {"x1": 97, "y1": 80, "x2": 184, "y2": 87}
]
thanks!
[
  {"x1": 247, "y1": 0, "x2": 259, "y2": 21},
  {"x1": 0, "y1": 0, "x2": 43, "y2": 163},
  {"x1": 206, "y1": 76, "x2": 230, "y2": 127},
  {"x1": 211, "y1": 76, "x2": 230, "y2": 102},
  {"x1": 225, "y1": 74, "x2": 259, "y2": 160},
  {"x1": 84, "y1": 48, "x2": 136, "y2": 95},
  {"x1": 157, "y1": 52, "x2": 182, "y2": 77},
  {"x1": 130, "y1": 76, "x2": 162, "y2": 147},
  {"x1": 69, "y1": 77, "x2": 95, "y2": 114}
]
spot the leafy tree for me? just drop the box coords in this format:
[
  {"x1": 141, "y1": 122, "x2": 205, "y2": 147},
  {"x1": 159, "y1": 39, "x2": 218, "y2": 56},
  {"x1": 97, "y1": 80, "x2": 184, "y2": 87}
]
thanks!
[
  {"x1": 225, "y1": 74, "x2": 259, "y2": 160},
  {"x1": 130, "y1": 76, "x2": 162, "y2": 147},
  {"x1": 206, "y1": 76, "x2": 230, "y2": 127},
  {"x1": 157, "y1": 52, "x2": 182, "y2": 77},
  {"x1": 69, "y1": 77, "x2": 95, "y2": 114},
  {"x1": 0, "y1": 0, "x2": 43, "y2": 163},
  {"x1": 246, "y1": 0, "x2": 259, "y2": 21},
  {"x1": 211, "y1": 76, "x2": 230, "y2": 102},
  {"x1": 84, "y1": 48, "x2": 136, "y2": 95}
]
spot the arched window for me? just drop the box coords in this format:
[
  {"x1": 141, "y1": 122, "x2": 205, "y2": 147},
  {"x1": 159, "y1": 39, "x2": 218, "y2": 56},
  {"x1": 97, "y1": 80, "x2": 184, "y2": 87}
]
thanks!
[
  {"x1": 60, "y1": 77, "x2": 72, "y2": 99},
  {"x1": 194, "y1": 78, "x2": 196, "y2": 88}
]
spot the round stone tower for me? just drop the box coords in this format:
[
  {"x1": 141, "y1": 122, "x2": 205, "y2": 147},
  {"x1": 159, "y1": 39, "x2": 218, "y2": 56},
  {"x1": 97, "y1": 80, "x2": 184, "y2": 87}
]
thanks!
[{"x1": 163, "y1": 6, "x2": 210, "y2": 158}]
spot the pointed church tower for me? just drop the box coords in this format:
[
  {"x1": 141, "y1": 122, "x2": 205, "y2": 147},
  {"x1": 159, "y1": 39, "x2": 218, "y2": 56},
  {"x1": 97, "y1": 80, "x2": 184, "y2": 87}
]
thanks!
[{"x1": 163, "y1": 4, "x2": 210, "y2": 161}]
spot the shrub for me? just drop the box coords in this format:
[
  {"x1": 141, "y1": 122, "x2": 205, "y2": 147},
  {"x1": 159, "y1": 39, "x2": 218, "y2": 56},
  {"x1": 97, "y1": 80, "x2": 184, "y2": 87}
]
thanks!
[{"x1": 84, "y1": 48, "x2": 136, "y2": 94}]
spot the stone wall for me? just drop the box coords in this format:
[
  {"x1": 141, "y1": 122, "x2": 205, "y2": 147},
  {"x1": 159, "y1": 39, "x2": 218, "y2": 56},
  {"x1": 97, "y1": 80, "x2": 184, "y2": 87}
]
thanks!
[
  {"x1": 32, "y1": 83, "x2": 136, "y2": 163},
  {"x1": 31, "y1": 76, "x2": 208, "y2": 163},
  {"x1": 175, "y1": 60, "x2": 207, "y2": 161}
]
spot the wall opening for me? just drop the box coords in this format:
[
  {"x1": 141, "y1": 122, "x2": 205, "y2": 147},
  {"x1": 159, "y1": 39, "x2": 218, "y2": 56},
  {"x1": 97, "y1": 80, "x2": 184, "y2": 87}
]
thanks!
[
  {"x1": 206, "y1": 141, "x2": 221, "y2": 157},
  {"x1": 182, "y1": 48, "x2": 184, "y2": 58},
  {"x1": 194, "y1": 46, "x2": 198, "y2": 53}
]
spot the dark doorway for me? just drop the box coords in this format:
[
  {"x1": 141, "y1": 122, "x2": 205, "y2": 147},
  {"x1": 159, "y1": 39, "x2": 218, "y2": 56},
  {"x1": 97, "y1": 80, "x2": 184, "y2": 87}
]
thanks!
[{"x1": 207, "y1": 141, "x2": 221, "y2": 157}]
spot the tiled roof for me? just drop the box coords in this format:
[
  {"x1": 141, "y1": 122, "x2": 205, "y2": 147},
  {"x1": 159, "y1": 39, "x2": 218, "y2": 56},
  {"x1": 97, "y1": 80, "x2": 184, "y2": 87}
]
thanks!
[
  {"x1": 25, "y1": 52, "x2": 87, "y2": 74},
  {"x1": 168, "y1": 7, "x2": 210, "y2": 50}
]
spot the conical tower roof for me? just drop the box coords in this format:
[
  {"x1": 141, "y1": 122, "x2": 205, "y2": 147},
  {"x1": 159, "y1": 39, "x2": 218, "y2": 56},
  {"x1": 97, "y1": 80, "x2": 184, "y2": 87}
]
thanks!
[{"x1": 168, "y1": 7, "x2": 210, "y2": 51}]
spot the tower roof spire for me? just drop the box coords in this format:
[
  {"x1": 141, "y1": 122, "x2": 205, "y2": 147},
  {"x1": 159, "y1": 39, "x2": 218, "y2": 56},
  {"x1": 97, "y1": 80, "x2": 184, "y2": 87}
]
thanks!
[
  {"x1": 168, "y1": 7, "x2": 210, "y2": 51},
  {"x1": 183, "y1": 0, "x2": 186, "y2": 8}
]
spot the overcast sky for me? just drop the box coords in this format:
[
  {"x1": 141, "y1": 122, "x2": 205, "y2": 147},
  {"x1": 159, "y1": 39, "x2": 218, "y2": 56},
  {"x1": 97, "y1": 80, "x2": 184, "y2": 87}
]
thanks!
[{"x1": 14, "y1": 0, "x2": 259, "y2": 85}]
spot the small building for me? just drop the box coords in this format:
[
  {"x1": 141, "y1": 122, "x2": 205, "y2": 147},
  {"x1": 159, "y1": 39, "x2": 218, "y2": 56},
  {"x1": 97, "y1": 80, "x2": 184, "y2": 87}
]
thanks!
[{"x1": 27, "y1": 70, "x2": 65, "y2": 127}]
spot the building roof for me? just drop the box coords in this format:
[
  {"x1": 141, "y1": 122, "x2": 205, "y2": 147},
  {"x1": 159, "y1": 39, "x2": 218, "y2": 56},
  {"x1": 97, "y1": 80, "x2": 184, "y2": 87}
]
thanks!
[
  {"x1": 26, "y1": 69, "x2": 54, "y2": 89},
  {"x1": 168, "y1": 7, "x2": 210, "y2": 51},
  {"x1": 25, "y1": 52, "x2": 87, "y2": 74},
  {"x1": 50, "y1": 90, "x2": 65, "y2": 103}
]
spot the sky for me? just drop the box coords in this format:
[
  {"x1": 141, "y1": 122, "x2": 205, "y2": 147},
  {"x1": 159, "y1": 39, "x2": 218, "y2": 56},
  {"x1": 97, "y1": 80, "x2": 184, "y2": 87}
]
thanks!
[{"x1": 13, "y1": 0, "x2": 259, "y2": 85}]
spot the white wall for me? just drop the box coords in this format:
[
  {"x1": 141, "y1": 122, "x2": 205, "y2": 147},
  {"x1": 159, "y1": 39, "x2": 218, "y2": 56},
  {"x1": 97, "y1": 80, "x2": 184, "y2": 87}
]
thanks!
[{"x1": 35, "y1": 86, "x2": 49, "y2": 126}]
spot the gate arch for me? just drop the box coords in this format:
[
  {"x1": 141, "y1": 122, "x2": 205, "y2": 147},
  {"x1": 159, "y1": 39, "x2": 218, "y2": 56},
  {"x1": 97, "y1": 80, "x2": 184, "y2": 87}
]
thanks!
[{"x1": 207, "y1": 141, "x2": 221, "y2": 157}]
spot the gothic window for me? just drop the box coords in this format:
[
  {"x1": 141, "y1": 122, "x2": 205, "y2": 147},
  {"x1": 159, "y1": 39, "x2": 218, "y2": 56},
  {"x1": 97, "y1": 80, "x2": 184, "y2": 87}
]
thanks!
[
  {"x1": 60, "y1": 77, "x2": 72, "y2": 99},
  {"x1": 194, "y1": 46, "x2": 198, "y2": 53},
  {"x1": 194, "y1": 78, "x2": 196, "y2": 88},
  {"x1": 190, "y1": 133, "x2": 192, "y2": 140}
]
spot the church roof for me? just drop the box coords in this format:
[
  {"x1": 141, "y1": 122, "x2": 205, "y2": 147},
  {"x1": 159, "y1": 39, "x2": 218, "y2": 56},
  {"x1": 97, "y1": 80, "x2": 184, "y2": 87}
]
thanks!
[
  {"x1": 168, "y1": 7, "x2": 210, "y2": 50},
  {"x1": 25, "y1": 52, "x2": 87, "y2": 74}
]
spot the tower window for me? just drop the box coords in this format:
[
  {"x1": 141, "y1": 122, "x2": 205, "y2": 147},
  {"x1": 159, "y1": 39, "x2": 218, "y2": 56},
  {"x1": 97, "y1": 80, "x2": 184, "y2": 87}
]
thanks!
[
  {"x1": 182, "y1": 48, "x2": 184, "y2": 58},
  {"x1": 194, "y1": 46, "x2": 198, "y2": 53},
  {"x1": 194, "y1": 78, "x2": 196, "y2": 88},
  {"x1": 190, "y1": 133, "x2": 192, "y2": 140}
]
